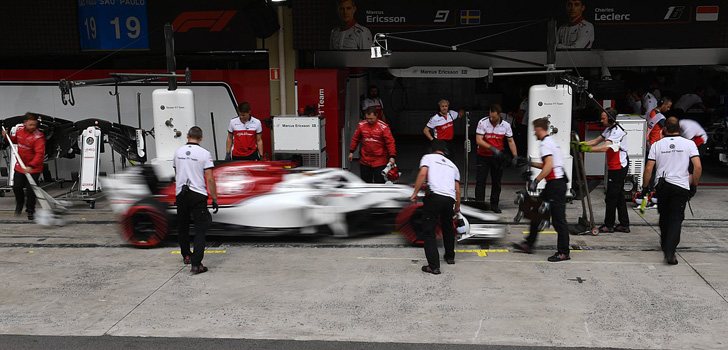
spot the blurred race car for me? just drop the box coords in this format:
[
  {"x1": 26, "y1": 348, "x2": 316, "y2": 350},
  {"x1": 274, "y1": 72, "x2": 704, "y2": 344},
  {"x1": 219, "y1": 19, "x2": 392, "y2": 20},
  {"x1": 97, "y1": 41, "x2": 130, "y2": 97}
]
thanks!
[{"x1": 102, "y1": 161, "x2": 505, "y2": 247}]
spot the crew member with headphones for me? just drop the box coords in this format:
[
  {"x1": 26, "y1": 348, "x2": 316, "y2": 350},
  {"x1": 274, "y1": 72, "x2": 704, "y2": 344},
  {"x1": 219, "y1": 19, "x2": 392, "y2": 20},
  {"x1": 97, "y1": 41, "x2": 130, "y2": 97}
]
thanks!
[
  {"x1": 646, "y1": 97, "x2": 672, "y2": 147},
  {"x1": 577, "y1": 108, "x2": 630, "y2": 233}
]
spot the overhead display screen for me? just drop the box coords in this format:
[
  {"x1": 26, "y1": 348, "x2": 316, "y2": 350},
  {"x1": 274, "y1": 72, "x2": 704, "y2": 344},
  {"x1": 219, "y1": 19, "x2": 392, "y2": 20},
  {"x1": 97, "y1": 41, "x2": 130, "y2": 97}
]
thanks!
[{"x1": 78, "y1": 0, "x2": 150, "y2": 51}]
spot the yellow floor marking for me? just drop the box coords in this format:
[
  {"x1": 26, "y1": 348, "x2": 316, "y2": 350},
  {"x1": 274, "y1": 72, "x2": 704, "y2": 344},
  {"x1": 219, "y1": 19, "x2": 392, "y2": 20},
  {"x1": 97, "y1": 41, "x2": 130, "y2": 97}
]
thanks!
[
  {"x1": 455, "y1": 249, "x2": 488, "y2": 257},
  {"x1": 522, "y1": 230, "x2": 558, "y2": 234},
  {"x1": 170, "y1": 250, "x2": 226, "y2": 254}
]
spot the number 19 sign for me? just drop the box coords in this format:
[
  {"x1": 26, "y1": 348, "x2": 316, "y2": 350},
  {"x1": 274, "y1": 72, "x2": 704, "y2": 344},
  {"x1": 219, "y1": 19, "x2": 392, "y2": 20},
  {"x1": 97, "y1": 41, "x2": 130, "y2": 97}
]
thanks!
[{"x1": 78, "y1": 0, "x2": 149, "y2": 51}]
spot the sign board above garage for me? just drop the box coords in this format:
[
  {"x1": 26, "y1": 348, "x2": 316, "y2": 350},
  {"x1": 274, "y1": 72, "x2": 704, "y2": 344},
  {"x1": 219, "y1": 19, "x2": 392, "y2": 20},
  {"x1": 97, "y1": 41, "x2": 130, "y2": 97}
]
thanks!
[
  {"x1": 388, "y1": 66, "x2": 490, "y2": 78},
  {"x1": 293, "y1": 0, "x2": 728, "y2": 51}
]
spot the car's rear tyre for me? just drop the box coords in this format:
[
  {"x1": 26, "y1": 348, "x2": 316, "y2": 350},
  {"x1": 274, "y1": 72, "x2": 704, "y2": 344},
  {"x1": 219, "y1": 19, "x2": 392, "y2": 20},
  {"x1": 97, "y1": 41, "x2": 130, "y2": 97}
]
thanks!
[
  {"x1": 120, "y1": 197, "x2": 169, "y2": 248},
  {"x1": 396, "y1": 203, "x2": 444, "y2": 246}
]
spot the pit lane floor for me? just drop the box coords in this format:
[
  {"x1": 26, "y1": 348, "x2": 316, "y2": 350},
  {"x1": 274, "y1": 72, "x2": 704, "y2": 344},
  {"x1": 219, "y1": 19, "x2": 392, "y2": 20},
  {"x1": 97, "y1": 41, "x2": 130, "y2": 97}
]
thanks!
[{"x1": 1, "y1": 186, "x2": 728, "y2": 349}]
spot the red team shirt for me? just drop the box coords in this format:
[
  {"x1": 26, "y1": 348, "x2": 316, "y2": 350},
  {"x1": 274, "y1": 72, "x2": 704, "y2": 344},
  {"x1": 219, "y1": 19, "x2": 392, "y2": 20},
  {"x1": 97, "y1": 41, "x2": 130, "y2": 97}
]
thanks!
[
  {"x1": 601, "y1": 126, "x2": 629, "y2": 170},
  {"x1": 475, "y1": 118, "x2": 513, "y2": 156},
  {"x1": 349, "y1": 120, "x2": 396, "y2": 168},
  {"x1": 647, "y1": 109, "x2": 666, "y2": 146},
  {"x1": 426, "y1": 110, "x2": 459, "y2": 141},
  {"x1": 9, "y1": 126, "x2": 45, "y2": 174},
  {"x1": 228, "y1": 117, "x2": 262, "y2": 157}
]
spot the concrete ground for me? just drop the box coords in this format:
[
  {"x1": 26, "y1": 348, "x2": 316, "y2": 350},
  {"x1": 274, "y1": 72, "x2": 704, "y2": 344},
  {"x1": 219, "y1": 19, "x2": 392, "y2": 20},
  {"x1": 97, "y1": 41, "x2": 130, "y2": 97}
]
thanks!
[{"x1": 1, "y1": 175, "x2": 728, "y2": 350}]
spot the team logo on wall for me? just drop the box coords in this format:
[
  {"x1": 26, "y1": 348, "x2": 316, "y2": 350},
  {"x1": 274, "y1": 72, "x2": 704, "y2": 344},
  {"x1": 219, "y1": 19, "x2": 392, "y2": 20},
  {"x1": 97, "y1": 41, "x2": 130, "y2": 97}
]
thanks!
[
  {"x1": 664, "y1": 6, "x2": 686, "y2": 20},
  {"x1": 434, "y1": 10, "x2": 450, "y2": 23}
]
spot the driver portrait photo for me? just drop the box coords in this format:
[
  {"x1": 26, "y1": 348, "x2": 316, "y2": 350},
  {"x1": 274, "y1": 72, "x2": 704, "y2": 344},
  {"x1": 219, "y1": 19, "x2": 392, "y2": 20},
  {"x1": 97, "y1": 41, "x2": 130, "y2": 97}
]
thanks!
[
  {"x1": 329, "y1": 0, "x2": 373, "y2": 50},
  {"x1": 557, "y1": 0, "x2": 594, "y2": 49}
]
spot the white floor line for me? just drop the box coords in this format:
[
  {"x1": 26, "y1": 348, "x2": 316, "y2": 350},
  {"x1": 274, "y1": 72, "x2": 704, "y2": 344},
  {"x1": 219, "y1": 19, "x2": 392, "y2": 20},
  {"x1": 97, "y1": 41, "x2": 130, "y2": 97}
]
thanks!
[
  {"x1": 472, "y1": 318, "x2": 485, "y2": 342},
  {"x1": 356, "y1": 256, "x2": 713, "y2": 265}
]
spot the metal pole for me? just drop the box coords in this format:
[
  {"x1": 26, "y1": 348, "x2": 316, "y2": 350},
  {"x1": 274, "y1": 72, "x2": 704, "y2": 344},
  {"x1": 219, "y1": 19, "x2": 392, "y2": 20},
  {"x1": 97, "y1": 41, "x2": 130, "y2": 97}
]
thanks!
[
  {"x1": 546, "y1": 19, "x2": 557, "y2": 87},
  {"x1": 277, "y1": 6, "x2": 287, "y2": 114},
  {"x1": 492, "y1": 70, "x2": 570, "y2": 77},
  {"x1": 109, "y1": 136, "x2": 116, "y2": 174},
  {"x1": 136, "y1": 92, "x2": 142, "y2": 129},
  {"x1": 211, "y1": 112, "x2": 219, "y2": 160},
  {"x1": 294, "y1": 80, "x2": 299, "y2": 115},
  {"x1": 164, "y1": 23, "x2": 177, "y2": 91},
  {"x1": 463, "y1": 111, "x2": 470, "y2": 200},
  {"x1": 112, "y1": 84, "x2": 126, "y2": 169}
]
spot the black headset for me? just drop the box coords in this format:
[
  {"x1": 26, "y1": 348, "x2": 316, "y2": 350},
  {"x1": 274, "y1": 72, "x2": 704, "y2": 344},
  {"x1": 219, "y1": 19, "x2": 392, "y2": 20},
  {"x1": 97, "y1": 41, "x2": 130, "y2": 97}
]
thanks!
[{"x1": 606, "y1": 108, "x2": 618, "y2": 124}]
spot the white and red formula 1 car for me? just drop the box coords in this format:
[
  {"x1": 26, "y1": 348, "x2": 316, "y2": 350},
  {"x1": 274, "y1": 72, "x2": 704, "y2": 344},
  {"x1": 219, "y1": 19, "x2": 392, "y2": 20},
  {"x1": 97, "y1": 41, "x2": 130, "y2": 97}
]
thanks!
[{"x1": 102, "y1": 161, "x2": 506, "y2": 247}]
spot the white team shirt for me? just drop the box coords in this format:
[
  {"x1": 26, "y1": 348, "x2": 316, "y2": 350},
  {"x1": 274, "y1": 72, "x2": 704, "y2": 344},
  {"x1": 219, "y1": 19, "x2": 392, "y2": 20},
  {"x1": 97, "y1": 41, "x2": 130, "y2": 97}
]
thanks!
[
  {"x1": 420, "y1": 153, "x2": 460, "y2": 200},
  {"x1": 679, "y1": 119, "x2": 708, "y2": 143},
  {"x1": 642, "y1": 92, "x2": 658, "y2": 116},
  {"x1": 648, "y1": 136, "x2": 700, "y2": 190},
  {"x1": 475, "y1": 118, "x2": 513, "y2": 156},
  {"x1": 556, "y1": 19, "x2": 594, "y2": 49},
  {"x1": 539, "y1": 136, "x2": 565, "y2": 180},
  {"x1": 601, "y1": 126, "x2": 629, "y2": 169},
  {"x1": 174, "y1": 143, "x2": 215, "y2": 196},
  {"x1": 675, "y1": 94, "x2": 704, "y2": 111},
  {"x1": 228, "y1": 116, "x2": 263, "y2": 157},
  {"x1": 228, "y1": 116, "x2": 263, "y2": 134},
  {"x1": 361, "y1": 97, "x2": 383, "y2": 111},
  {"x1": 330, "y1": 23, "x2": 372, "y2": 50},
  {"x1": 519, "y1": 98, "x2": 529, "y2": 126},
  {"x1": 426, "y1": 110, "x2": 459, "y2": 140}
]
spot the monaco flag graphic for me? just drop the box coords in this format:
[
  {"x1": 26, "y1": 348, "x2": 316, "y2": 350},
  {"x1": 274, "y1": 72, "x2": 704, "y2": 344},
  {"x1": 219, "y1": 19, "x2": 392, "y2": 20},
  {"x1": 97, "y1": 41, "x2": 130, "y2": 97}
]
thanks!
[{"x1": 696, "y1": 6, "x2": 719, "y2": 21}]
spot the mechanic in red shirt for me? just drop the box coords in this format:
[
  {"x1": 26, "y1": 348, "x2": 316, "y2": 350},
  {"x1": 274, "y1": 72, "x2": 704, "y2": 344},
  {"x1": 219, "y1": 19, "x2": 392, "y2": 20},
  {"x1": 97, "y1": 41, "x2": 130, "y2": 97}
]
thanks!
[
  {"x1": 1, "y1": 113, "x2": 45, "y2": 220},
  {"x1": 226, "y1": 102, "x2": 264, "y2": 161},
  {"x1": 349, "y1": 106, "x2": 396, "y2": 183}
]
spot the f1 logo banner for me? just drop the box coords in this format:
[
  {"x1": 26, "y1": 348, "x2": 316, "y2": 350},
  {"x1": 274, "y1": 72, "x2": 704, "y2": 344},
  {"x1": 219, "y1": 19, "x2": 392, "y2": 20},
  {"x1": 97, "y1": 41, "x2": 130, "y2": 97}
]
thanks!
[
  {"x1": 664, "y1": 6, "x2": 686, "y2": 20},
  {"x1": 172, "y1": 11, "x2": 237, "y2": 33},
  {"x1": 148, "y1": 0, "x2": 262, "y2": 52}
]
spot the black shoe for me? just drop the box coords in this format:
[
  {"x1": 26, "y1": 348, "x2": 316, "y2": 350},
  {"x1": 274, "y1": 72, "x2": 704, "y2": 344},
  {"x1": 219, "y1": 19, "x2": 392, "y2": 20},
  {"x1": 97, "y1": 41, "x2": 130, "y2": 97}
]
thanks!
[
  {"x1": 598, "y1": 225, "x2": 614, "y2": 233},
  {"x1": 421, "y1": 265, "x2": 441, "y2": 275},
  {"x1": 614, "y1": 225, "x2": 630, "y2": 233},
  {"x1": 14, "y1": 210, "x2": 21, "y2": 217},
  {"x1": 27, "y1": 213, "x2": 34, "y2": 221},
  {"x1": 445, "y1": 258, "x2": 455, "y2": 265},
  {"x1": 491, "y1": 206, "x2": 502, "y2": 214},
  {"x1": 665, "y1": 254, "x2": 678, "y2": 265},
  {"x1": 182, "y1": 255, "x2": 191, "y2": 265},
  {"x1": 191, "y1": 265, "x2": 208, "y2": 274},
  {"x1": 512, "y1": 242, "x2": 533, "y2": 254},
  {"x1": 547, "y1": 253, "x2": 571, "y2": 262}
]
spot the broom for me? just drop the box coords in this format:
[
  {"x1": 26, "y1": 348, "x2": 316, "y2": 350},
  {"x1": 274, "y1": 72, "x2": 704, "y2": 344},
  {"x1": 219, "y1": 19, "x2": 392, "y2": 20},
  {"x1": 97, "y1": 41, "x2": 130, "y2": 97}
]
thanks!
[{"x1": 2, "y1": 126, "x2": 67, "y2": 225}]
